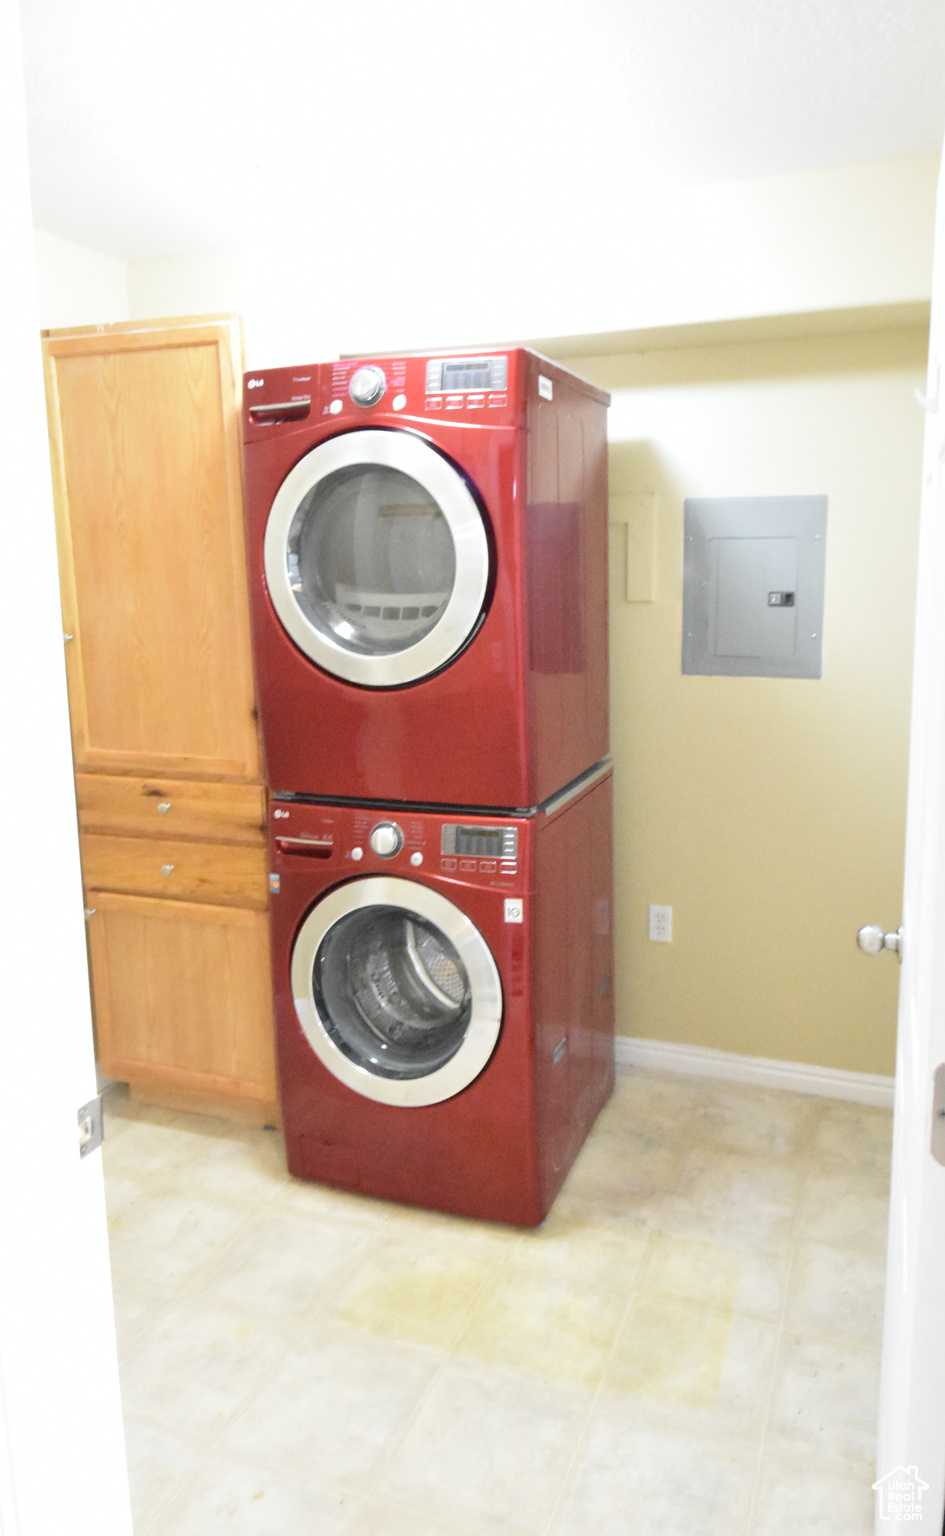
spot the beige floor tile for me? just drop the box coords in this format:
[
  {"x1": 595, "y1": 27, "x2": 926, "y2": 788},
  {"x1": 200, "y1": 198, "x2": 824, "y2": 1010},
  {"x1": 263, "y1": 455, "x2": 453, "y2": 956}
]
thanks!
[
  {"x1": 111, "y1": 1278, "x2": 174, "y2": 1360},
  {"x1": 275, "y1": 1173, "x2": 396, "y2": 1231},
  {"x1": 666, "y1": 1147, "x2": 804, "y2": 1245},
  {"x1": 119, "y1": 1295, "x2": 297, "y2": 1441},
  {"x1": 344, "y1": 1497, "x2": 488, "y2": 1536},
  {"x1": 200, "y1": 1206, "x2": 379, "y2": 1322},
  {"x1": 767, "y1": 1335, "x2": 882, "y2": 1468},
  {"x1": 107, "y1": 1185, "x2": 255, "y2": 1289},
  {"x1": 329, "y1": 1233, "x2": 496, "y2": 1349},
  {"x1": 456, "y1": 1268, "x2": 628, "y2": 1386},
  {"x1": 690, "y1": 1080, "x2": 821, "y2": 1158},
  {"x1": 375, "y1": 1359, "x2": 591, "y2": 1536},
  {"x1": 812, "y1": 1101, "x2": 893, "y2": 1173},
  {"x1": 636, "y1": 1228, "x2": 788, "y2": 1322},
  {"x1": 604, "y1": 1293, "x2": 779, "y2": 1441},
  {"x1": 798, "y1": 1164, "x2": 891, "y2": 1256},
  {"x1": 599, "y1": 1070, "x2": 710, "y2": 1142},
  {"x1": 102, "y1": 1115, "x2": 209, "y2": 1187},
  {"x1": 157, "y1": 1452, "x2": 354, "y2": 1536},
  {"x1": 555, "y1": 1127, "x2": 687, "y2": 1222},
  {"x1": 172, "y1": 1124, "x2": 291, "y2": 1203},
  {"x1": 551, "y1": 1401, "x2": 758, "y2": 1536},
  {"x1": 750, "y1": 1449, "x2": 874, "y2": 1536},
  {"x1": 785, "y1": 1241, "x2": 887, "y2": 1344},
  {"x1": 515, "y1": 1209, "x2": 652, "y2": 1293},
  {"x1": 219, "y1": 1320, "x2": 439, "y2": 1487},
  {"x1": 382, "y1": 1202, "x2": 527, "y2": 1264},
  {"x1": 122, "y1": 1416, "x2": 205, "y2": 1536}
]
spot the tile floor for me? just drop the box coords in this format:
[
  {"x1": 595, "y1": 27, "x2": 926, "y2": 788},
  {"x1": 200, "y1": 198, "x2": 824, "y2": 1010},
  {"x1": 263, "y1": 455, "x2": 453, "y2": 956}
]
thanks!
[{"x1": 103, "y1": 1069, "x2": 892, "y2": 1536}]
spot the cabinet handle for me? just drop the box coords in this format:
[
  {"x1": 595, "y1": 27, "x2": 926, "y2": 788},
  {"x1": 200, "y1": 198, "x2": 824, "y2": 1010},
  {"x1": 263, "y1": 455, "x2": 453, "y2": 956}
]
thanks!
[{"x1": 160, "y1": 864, "x2": 175, "y2": 876}]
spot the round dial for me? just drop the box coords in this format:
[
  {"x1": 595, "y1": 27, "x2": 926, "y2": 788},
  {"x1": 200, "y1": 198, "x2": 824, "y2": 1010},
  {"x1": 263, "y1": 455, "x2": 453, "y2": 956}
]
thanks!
[
  {"x1": 349, "y1": 366, "x2": 386, "y2": 408},
  {"x1": 369, "y1": 821, "x2": 403, "y2": 858}
]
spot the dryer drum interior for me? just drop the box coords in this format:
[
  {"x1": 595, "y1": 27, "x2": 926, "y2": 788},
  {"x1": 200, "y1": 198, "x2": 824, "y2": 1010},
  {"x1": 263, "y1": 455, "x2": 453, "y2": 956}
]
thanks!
[
  {"x1": 313, "y1": 905, "x2": 472, "y2": 1080},
  {"x1": 289, "y1": 464, "x2": 455, "y2": 655},
  {"x1": 265, "y1": 430, "x2": 491, "y2": 687},
  {"x1": 290, "y1": 876, "x2": 504, "y2": 1107}
]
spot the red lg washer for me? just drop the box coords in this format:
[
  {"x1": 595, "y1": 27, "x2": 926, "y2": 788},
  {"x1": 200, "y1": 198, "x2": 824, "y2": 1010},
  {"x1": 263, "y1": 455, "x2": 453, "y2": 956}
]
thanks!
[
  {"x1": 243, "y1": 349, "x2": 610, "y2": 808},
  {"x1": 267, "y1": 764, "x2": 615, "y2": 1225}
]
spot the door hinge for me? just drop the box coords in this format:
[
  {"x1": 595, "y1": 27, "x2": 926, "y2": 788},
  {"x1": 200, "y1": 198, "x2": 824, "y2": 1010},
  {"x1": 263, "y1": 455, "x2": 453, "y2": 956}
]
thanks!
[
  {"x1": 932, "y1": 1066, "x2": 945, "y2": 1168},
  {"x1": 78, "y1": 1095, "x2": 103, "y2": 1158}
]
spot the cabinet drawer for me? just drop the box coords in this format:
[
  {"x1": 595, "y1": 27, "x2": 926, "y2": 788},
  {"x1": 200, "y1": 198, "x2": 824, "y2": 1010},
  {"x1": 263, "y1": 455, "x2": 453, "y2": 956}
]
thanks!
[
  {"x1": 76, "y1": 774, "x2": 266, "y2": 844},
  {"x1": 80, "y1": 832, "x2": 269, "y2": 909}
]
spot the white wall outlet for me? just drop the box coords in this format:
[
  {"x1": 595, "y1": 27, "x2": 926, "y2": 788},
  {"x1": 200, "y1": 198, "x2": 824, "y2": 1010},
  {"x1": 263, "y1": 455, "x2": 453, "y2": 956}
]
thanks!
[{"x1": 649, "y1": 904, "x2": 672, "y2": 942}]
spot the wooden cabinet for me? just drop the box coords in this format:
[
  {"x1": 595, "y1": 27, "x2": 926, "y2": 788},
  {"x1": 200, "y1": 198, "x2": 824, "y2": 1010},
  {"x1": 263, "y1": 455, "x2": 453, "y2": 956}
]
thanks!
[{"x1": 43, "y1": 315, "x2": 278, "y2": 1124}]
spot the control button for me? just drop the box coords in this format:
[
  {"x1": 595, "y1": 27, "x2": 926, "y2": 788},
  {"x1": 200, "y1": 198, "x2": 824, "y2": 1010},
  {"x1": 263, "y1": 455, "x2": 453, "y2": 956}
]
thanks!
[
  {"x1": 410, "y1": 851, "x2": 423, "y2": 866},
  {"x1": 351, "y1": 846, "x2": 364, "y2": 861},
  {"x1": 488, "y1": 393, "x2": 507, "y2": 407},
  {"x1": 369, "y1": 821, "x2": 404, "y2": 857},
  {"x1": 500, "y1": 861, "x2": 517, "y2": 873},
  {"x1": 466, "y1": 394, "x2": 485, "y2": 409},
  {"x1": 349, "y1": 365, "x2": 386, "y2": 407},
  {"x1": 479, "y1": 860, "x2": 497, "y2": 872},
  {"x1": 329, "y1": 398, "x2": 343, "y2": 415},
  {"x1": 459, "y1": 859, "x2": 476, "y2": 871},
  {"x1": 445, "y1": 395, "x2": 464, "y2": 410},
  {"x1": 441, "y1": 857, "x2": 457, "y2": 871},
  {"x1": 425, "y1": 396, "x2": 443, "y2": 409},
  {"x1": 392, "y1": 394, "x2": 407, "y2": 411}
]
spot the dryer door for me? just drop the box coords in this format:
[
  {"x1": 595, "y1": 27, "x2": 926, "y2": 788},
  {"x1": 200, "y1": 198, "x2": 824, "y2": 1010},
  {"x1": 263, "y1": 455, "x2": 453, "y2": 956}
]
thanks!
[
  {"x1": 291, "y1": 876, "x2": 503, "y2": 1107},
  {"x1": 264, "y1": 429, "x2": 490, "y2": 686}
]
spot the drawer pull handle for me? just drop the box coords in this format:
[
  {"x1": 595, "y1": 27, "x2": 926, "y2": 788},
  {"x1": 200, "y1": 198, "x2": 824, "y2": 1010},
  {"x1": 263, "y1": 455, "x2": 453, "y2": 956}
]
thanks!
[
  {"x1": 160, "y1": 864, "x2": 175, "y2": 876},
  {"x1": 157, "y1": 802, "x2": 171, "y2": 815}
]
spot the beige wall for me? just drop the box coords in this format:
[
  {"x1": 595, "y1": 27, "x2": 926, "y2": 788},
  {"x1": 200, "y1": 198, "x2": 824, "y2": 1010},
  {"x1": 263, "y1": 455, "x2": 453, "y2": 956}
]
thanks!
[
  {"x1": 121, "y1": 157, "x2": 937, "y2": 368},
  {"x1": 33, "y1": 228, "x2": 128, "y2": 328},
  {"x1": 570, "y1": 326, "x2": 926, "y2": 1076}
]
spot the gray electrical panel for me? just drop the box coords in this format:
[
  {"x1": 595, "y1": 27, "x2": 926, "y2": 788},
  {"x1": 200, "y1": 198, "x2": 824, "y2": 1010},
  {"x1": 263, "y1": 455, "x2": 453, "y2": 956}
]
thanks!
[{"x1": 682, "y1": 495, "x2": 827, "y2": 678}]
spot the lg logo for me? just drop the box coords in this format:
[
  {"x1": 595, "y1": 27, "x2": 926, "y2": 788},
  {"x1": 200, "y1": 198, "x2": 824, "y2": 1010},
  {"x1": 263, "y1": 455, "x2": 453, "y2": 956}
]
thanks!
[
  {"x1": 247, "y1": 378, "x2": 265, "y2": 389},
  {"x1": 273, "y1": 808, "x2": 290, "y2": 819}
]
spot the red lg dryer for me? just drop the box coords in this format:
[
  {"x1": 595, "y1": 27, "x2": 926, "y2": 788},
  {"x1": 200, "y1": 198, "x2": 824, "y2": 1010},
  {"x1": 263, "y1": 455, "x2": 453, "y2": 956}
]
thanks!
[
  {"x1": 267, "y1": 763, "x2": 615, "y2": 1225},
  {"x1": 242, "y1": 349, "x2": 610, "y2": 808}
]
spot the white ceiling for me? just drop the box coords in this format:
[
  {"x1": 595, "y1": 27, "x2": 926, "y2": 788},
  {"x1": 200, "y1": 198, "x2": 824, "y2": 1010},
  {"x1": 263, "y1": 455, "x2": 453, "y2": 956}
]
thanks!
[{"x1": 20, "y1": 0, "x2": 945, "y2": 264}]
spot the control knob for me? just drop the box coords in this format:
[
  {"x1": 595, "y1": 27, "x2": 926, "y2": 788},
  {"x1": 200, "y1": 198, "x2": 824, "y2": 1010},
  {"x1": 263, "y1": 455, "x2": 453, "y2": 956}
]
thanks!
[
  {"x1": 349, "y1": 365, "x2": 386, "y2": 408},
  {"x1": 369, "y1": 821, "x2": 403, "y2": 858}
]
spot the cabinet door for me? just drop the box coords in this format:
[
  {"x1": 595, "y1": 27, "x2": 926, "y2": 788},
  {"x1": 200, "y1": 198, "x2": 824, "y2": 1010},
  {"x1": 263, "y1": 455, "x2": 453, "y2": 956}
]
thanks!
[
  {"x1": 43, "y1": 316, "x2": 261, "y2": 782},
  {"x1": 87, "y1": 891, "x2": 278, "y2": 1115}
]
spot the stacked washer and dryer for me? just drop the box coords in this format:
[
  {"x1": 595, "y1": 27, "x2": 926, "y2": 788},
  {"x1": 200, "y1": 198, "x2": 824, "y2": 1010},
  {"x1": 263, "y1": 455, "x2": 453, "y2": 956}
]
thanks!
[{"x1": 242, "y1": 348, "x2": 614, "y2": 1225}]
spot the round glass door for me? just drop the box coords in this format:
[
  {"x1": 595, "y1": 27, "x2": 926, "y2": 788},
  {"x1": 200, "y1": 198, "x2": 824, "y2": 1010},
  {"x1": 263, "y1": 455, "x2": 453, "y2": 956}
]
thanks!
[
  {"x1": 264, "y1": 430, "x2": 490, "y2": 686},
  {"x1": 291, "y1": 877, "x2": 503, "y2": 1107}
]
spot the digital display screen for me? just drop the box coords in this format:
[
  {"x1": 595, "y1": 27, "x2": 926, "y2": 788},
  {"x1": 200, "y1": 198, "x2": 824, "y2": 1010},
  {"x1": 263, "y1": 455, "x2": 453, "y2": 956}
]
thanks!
[
  {"x1": 456, "y1": 827, "x2": 506, "y2": 858},
  {"x1": 441, "y1": 361, "x2": 494, "y2": 391}
]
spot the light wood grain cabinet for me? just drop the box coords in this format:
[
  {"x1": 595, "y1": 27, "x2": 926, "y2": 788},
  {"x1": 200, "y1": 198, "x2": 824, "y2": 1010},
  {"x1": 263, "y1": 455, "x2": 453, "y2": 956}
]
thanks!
[{"x1": 43, "y1": 316, "x2": 278, "y2": 1124}]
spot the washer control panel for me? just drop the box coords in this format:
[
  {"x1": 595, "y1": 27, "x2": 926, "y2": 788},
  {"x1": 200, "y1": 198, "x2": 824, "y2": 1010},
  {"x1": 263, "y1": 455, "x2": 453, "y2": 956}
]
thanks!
[
  {"x1": 425, "y1": 356, "x2": 508, "y2": 395},
  {"x1": 441, "y1": 824, "x2": 518, "y2": 862},
  {"x1": 369, "y1": 820, "x2": 404, "y2": 857},
  {"x1": 349, "y1": 365, "x2": 387, "y2": 407}
]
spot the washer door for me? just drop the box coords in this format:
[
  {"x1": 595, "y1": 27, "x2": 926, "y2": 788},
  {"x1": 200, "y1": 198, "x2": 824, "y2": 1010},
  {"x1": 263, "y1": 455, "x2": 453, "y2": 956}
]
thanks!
[
  {"x1": 291, "y1": 877, "x2": 503, "y2": 1107},
  {"x1": 264, "y1": 429, "x2": 490, "y2": 687}
]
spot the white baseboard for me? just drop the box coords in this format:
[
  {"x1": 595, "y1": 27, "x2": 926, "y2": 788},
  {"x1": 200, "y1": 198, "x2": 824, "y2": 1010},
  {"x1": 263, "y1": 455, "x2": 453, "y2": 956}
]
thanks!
[{"x1": 614, "y1": 1036, "x2": 895, "y2": 1109}]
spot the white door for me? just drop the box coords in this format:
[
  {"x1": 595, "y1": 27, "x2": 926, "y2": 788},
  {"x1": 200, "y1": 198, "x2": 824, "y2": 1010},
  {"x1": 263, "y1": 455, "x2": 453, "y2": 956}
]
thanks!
[
  {"x1": 264, "y1": 428, "x2": 490, "y2": 686},
  {"x1": 874, "y1": 143, "x2": 945, "y2": 1533},
  {"x1": 1, "y1": 5, "x2": 132, "y2": 1535}
]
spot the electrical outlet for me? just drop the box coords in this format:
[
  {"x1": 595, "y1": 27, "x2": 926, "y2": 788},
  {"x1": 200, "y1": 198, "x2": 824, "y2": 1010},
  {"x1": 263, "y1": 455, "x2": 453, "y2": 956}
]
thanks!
[{"x1": 649, "y1": 904, "x2": 672, "y2": 942}]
